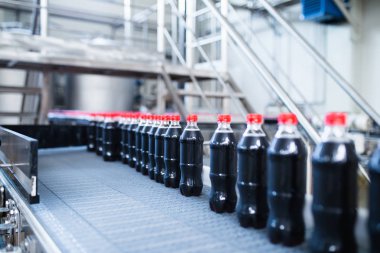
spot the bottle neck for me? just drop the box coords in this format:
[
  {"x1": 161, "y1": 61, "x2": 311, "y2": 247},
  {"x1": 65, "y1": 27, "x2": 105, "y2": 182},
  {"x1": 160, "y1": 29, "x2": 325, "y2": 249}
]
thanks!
[
  {"x1": 322, "y1": 125, "x2": 348, "y2": 141},
  {"x1": 275, "y1": 124, "x2": 299, "y2": 138},
  {"x1": 185, "y1": 121, "x2": 199, "y2": 130},
  {"x1": 243, "y1": 123, "x2": 265, "y2": 136},
  {"x1": 170, "y1": 120, "x2": 181, "y2": 127},
  {"x1": 160, "y1": 120, "x2": 170, "y2": 128},
  {"x1": 139, "y1": 119, "x2": 146, "y2": 126},
  {"x1": 216, "y1": 122, "x2": 232, "y2": 132}
]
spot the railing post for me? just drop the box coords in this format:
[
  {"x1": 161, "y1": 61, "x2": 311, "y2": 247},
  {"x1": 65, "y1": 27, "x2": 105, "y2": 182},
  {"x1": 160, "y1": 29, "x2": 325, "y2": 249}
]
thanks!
[
  {"x1": 220, "y1": 0, "x2": 230, "y2": 113},
  {"x1": 40, "y1": 0, "x2": 48, "y2": 37},
  {"x1": 185, "y1": 0, "x2": 195, "y2": 112},
  {"x1": 124, "y1": 0, "x2": 131, "y2": 45},
  {"x1": 157, "y1": 0, "x2": 166, "y2": 114}
]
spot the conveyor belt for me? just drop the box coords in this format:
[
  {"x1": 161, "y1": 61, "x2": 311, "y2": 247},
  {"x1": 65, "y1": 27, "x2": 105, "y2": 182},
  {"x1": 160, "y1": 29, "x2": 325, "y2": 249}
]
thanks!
[{"x1": 32, "y1": 147, "x2": 308, "y2": 253}]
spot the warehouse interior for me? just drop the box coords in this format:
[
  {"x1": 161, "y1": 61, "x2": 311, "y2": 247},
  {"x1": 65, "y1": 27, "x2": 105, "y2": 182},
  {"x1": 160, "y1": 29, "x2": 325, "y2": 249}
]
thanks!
[{"x1": 0, "y1": 0, "x2": 379, "y2": 252}]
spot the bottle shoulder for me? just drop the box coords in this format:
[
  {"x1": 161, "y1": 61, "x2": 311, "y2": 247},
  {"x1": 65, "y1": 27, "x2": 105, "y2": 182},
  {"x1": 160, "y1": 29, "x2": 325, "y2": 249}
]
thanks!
[
  {"x1": 268, "y1": 136, "x2": 306, "y2": 155},
  {"x1": 180, "y1": 130, "x2": 204, "y2": 142},
  {"x1": 164, "y1": 127, "x2": 182, "y2": 138},
  {"x1": 210, "y1": 131, "x2": 236, "y2": 145},
  {"x1": 238, "y1": 136, "x2": 269, "y2": 150},
  {"x1": 312, "y1": 140, "x2": 358, "y2": 164}
]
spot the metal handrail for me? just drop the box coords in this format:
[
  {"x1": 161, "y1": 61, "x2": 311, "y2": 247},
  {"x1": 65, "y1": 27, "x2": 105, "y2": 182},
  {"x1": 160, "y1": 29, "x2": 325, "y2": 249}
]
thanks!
[
  {"x1": 257, "y1": 0, "x2": 380, "y2": 128},
  {"x1": 168, "y1": 0, "x2": 248, "y2": 118}
]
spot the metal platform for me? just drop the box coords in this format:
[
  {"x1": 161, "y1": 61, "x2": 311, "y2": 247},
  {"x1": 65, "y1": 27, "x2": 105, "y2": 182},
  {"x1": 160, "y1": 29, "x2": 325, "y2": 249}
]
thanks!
[
  {"x1": 32, "y1": 147, "x2": 309, "y2": 253},
  {"x1": 0, "y1": 32, "x2": 225, "y2": 81}
]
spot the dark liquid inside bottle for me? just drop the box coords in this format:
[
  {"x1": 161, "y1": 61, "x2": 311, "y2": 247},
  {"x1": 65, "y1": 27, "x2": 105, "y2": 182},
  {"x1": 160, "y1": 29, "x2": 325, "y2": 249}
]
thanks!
[
  {"x1": 135, "y1": 123, "x2": 144, "y2": 172},
  {"x1": 128, "y1": 123, "x2": 138, "y2": 168},
  {"x1": 209, "y1": 131, "x2": 237, "y2": 213},
  {"x1": 155, "y1": 125, "x2": 168, "y2": 183},
  {"x1": 148, "y1": 124, "x2": 159, "y2": 180},
  {"x1": 369, "y1": 145, "x2": 380, "y2": 253},
  {"x1": 141, "y1": 123, "x2": 152, "y2": 175},
  {"x1": 120, "y1": 121, "x2": 129, "y2": 164},
  {"x1": 96, "y1": 120, "x2": 104, "y2": 156},
  {"x1": 102, "y1": 120, "x2": 119, "y2": 161},
  {"x1": 87, "y1": 120, "x2": 96, "y2": 152},
  {"x1": 267, "y1": 137, "x2": 306, "y2": 247},
  {"x1": 310, "y1": 141, "x2": 358, "y2": 253},
  {"x1": 179, "y1": 128, "x2": 204, "y2": 196},
  {"x1": 237, "y1": 135, "x2": 269, "y2": 228},
  {"x1": 164, "y1": 125, "x2": 182, "y2": 188}
]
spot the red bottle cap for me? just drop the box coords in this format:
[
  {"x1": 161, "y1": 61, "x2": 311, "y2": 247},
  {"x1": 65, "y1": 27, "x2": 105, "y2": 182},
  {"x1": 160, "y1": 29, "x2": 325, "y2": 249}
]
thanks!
[
  {"x1": 278, "y1": 113, "x2": 298, "y2": 125},
  {"x1": 186, "y1": 114, "x2": 198, "y2": 122},
  {"x1": 163, "y1": 115, "x2": 171, "y2": 121},
  {"x1": 172, "y1": 114, "x2": 181, "y2": 121},
  {"x1": 217, "y1": 114, "x2": 231, "y2": 123},
  {"x1": 325, "y1": 112, "x2": 347, "y2": 126},
  {"x1": 246, "y1": 114, "x2": 263, "y2": 124}
]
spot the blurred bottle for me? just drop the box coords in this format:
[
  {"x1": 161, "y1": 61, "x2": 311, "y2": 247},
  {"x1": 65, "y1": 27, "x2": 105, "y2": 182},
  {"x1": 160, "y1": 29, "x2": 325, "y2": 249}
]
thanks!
[
  {"x1": 141, "y1": 114, "x2": 153, "y2": 175},
  {"x1": 164, "y1": 114, "x2": 182, "y2": 188},
  {"x1": 209, "y1": 114, "x2": 237, "y2": 213},
  {"x1": 120, "y1": 113, "x2": 131, "y2": 164},
  {"x1": 236, "y1": 113, "x2": 269, "y2": 228},
  {"x1": 369, "y1": 143, "x2": 380, "y2": 253},
  {"x1": 267, "y1": 113, "x2": 307, "y2": 246},
  {"x1": 102, "y1": 113, "x2": 120, "y2": 161},
  {"x1": 86, "y1": 113, "x2": 97, "y2": 152},
  {"x1": 95, "y1": 113, "x2": 105, "y2": 156},
  {"x1": 148, "y1": 115, "x2": 160, "y2": 180},
  {"x1": 179, "y1": 114, "x2": 204, "y2": 197},
  {"x1": 135, "y1": 114, "x2": 146, "y2": 172},
  {"x1": 128, "y1": 113, "x2": 139, "y2": 168},
  {"x1": 155, "y1": 115, "x2": 170, "y2": 183}
]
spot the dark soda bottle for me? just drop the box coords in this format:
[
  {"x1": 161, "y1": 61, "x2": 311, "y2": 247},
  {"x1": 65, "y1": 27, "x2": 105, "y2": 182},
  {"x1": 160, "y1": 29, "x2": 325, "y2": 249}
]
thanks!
[
  {"x1": 209, "y1": 114, "x2": 237, "y2": 213},
  {"x1": 164, "y1": 114, "x2": 183, "y2": 188},
  {"x1": 135, "y1": 114, "x2": 146, "y2": 172},
  {"x1": 102, "y1": 113, "x2": 120, "y2": 162},
  {"x1": 369, "y1": 143, "x2": 380, "y2": 253},
  {"x1": 148, "y1": 115, "x2": 160, "y2": 180},
  {"x1": 267, "y1": 113, "x2": 307, "y2": 246},
  {"x1": 155, "y1": 115, "x2": 170, "y2": 183},
  {"x1": 95, "y1": 113, "x2": 105, "y2": 156},
  {"x1": 179, "y1": 114, "x2": 204, "y2": 196},
  {"x1": 141, "y1": 114, "x2": 153, "y2": 175},
  {"x1": 86, "y1": 113, "x2": 97, "y2": 152},
  {"x1": 236, "y1": 114, "x2": 269, "y2": 228},
  {"x1": 120, "y1": 113, "x2": 131, "y2": 164},
  {"x1": 128, "y1": 113, "x2": 139, "y2": 168},
  {"x1": 310, "y1": 112, "x2": 358, "y2": 253}
]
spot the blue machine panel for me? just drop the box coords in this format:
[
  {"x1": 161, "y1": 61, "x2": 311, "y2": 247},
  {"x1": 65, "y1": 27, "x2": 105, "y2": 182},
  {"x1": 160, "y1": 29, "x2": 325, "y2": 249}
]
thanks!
[{"x1": 301, "y1": 0, "x2": 348, "y2": 22}]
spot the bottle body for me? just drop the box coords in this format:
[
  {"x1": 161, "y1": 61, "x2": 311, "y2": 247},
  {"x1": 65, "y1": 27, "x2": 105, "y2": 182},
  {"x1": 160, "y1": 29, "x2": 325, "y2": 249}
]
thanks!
[
  {"x1": 141, "y1": 123, "x2": 152, "y2": 175},
  {"x1": 148, "y1": 125, "x2": 158, "y2": 180},
  {"x1": 135, "y1": 123, "x2": 144, "y2": 172},
  {"x1": 369, "y1": 145, "x2": 380, "y2": 253},
  {"x1": 120, "y1": 121, "x2": 129, "y2": 164},
  {"x1": 267, "y1": 137, "x2": 306, "y2": 246},
  {"x1": 310, "y1": 141, "x2": 358, "y2": 253},
  {"x1": 128, "y1": 123, "x2": 138, "y2": 168},
  {"x1": 237, "y1": 135, "x2": 269, "y2": 228},
  {"x1": 155, "y1": 126, "x2": 168, "y2": 183},
  {"x1": 164, "y1": 126, "x2": 182, "y2": 188},
  {"x1": 87, "y1": 120, "x2": 96, "y2": 152},
  {"x1": 102, "y1": 120, "x2": 119, "y2": 161},
  {"x1": 209, "y1": 131, "x2": 237, "y2": 213},
  {"x1": 179, "y1": 128, "x2": 204, "y2": 196},
  {"x1": 96, "y1": 120, "x2": 104, "y2": 156}
]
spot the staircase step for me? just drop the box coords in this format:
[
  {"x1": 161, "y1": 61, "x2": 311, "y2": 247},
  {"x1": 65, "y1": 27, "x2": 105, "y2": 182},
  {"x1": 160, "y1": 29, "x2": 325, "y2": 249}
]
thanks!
[
  {"x1": 177, "y1": 90, "x2": 245, "y2": 98},
  {"x1": 0, "y1": 86, "x2": 41, "y2": 94}
]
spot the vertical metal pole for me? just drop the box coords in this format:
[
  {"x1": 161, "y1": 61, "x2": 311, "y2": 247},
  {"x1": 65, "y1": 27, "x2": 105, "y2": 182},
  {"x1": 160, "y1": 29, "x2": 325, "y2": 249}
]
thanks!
[
  {"x1": 157, "y1": 0, "x2": 166, "y2": 113},
  {"x1": 185, "y1": 0, "x2": 196, "y2": 112},
  {"x1": 221, "y1": 0, "x2": 230, "y2": 113},
  {"x1": 40, "y1": 0, "x2": 48, "y2": 37},
  {"x1": 124, "y1": 0, "x2": 132, "y2": 45},
  {"x1": 38, "y1": 72, "x2": 52, "y2": 124}
]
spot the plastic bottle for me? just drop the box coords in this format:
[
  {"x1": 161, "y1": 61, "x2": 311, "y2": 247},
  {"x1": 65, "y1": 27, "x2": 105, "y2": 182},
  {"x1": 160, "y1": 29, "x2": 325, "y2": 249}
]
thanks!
[
  {"x1": 179, "y1": 114, "x2": 204, "y2": 196},
  {"x1": 95, "y1": 113, "x2": 105, "y2": 156},
  {"x1": 135, "y1": 114, "x2": 146, "y2": 172},
  {"x1": 267, "y1": 113, "x2": 307, "y2": 246},
  {"x1": 155, "y1": 115, "x2": 170, "y2": 183},
  {"x1": 127, "y1": 113, "x2": 139, "y2": 168},
  {"x1": 236, "y1": 113, "x2": 269, "y2": 228},
  {"x1": 164, "y1": 114, "x2": 183, "y2": 188},
  {"x1": 148, "y1": 115, "x2": 160, "y2": 180},
  {"x1": 86, "y1": 113, "x2": 97, "y2": 152},
  {"x1": 369, "y1": 143, "x2": 380, "y2": 253},
  {"x1": 141, "y1": 114, "x2": 153, "y2": 175},
  {"x1": 120, "y1": 113, "x2": 131, "y2": 164},
  {"x1": 102, "y1": 113, "x2": 120, "y2": 161},
  {"x1": 309, "y1": 112, "x2": 358, "y2": 252},
  {"x1": 209, "y1": 114, "x2": 237, "y2": 213}
]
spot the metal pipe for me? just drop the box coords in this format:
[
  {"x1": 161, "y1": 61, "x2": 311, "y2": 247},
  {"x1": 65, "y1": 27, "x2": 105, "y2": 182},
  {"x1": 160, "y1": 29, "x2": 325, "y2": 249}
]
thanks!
[
  {"x1": 0, "y1": 169, "x2": 61, "y2": 253},
  {"x1": 202, "y1": 0, "x2": 321, "y2": 144},
  {"x1": 257, "y1": 0, "x2": 380, "y2": 128},
  {"x1": 39, "y1": 0, "x2": 48, "y2": 37}
]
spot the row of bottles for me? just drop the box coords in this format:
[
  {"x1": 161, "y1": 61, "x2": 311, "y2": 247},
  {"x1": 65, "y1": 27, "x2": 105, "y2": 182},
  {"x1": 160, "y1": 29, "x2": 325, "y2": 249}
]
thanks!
[{"x1": 82, "y1": 110, "x2": 379, "y2": 253}]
